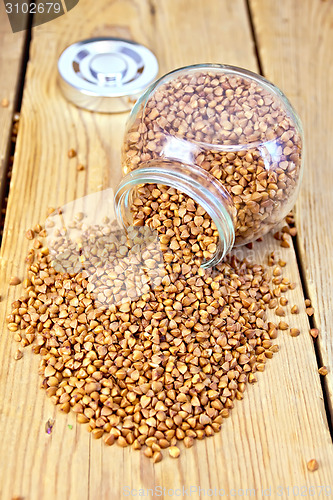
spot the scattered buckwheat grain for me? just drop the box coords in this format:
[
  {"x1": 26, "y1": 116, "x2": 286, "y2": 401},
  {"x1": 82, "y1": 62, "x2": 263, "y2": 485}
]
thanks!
[
  {"x1": 68, "y1": 148, "x2": 77, "y2": 158},
  {"x1": 9, "y1": 276, "x2": 21, "y2": 286},
  {"x1": 307, "y1": 459, "x2": 319, "y2": 472},
  {"x1": 309, "y1": 328, "x2": 319, "y2": 339}
]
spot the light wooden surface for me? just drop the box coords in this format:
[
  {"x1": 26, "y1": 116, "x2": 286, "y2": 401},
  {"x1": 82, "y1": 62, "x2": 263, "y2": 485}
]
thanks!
[
  {"x1": 250, "y1": 0, "x2": 333, "y2": 418},
  {"x1": 0, "y1": 2, "x2": 27, "y2": 215},
  {"x1": 0, "y1": 1, "x2": 332, "y2": 499}
]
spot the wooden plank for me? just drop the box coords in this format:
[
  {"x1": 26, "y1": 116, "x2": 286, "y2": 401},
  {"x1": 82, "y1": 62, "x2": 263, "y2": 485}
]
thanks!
[
  {"x1": 0, "y1": 1, "x2": 332, "y2": 499},
  {"x1": 249, "y1": 0, "x2": 333, "y2": 420},
  {"x1": 0, "y1": 2, "x2": 27, "y2": 229}
]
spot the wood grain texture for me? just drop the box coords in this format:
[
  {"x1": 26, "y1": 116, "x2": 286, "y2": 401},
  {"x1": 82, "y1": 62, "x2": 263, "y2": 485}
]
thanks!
[
  {"x1": 0, "y1": 1, "x2": 332, "y2": 499},
  {"x1": 249, "y1": 0, "x2": 333, "y2": 420},
  {"x1": 0, "y1": 2, "x2": 27, "y2": 221}
]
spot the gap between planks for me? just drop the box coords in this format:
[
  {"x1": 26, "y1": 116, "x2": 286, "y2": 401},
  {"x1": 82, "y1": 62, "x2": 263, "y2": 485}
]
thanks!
[{"x1": 0, "y1": 6, "x2": 32, "y2": 247}]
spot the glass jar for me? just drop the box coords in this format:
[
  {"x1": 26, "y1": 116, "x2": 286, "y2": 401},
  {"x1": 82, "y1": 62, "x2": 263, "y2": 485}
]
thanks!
[{"x1": 115, "y1": 64, "x2": 303, "y2": 268}]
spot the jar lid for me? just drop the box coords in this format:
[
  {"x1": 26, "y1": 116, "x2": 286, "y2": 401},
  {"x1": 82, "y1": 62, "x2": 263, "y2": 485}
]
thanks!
[{"x1": 57, "y1": 38, "x2": 159, "y2": 113}]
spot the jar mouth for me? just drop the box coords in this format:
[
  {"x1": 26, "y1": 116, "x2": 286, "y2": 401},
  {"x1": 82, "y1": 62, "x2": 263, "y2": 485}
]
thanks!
[{"x1": 114, "y1": 161, "x2": 236, "y2": 268}]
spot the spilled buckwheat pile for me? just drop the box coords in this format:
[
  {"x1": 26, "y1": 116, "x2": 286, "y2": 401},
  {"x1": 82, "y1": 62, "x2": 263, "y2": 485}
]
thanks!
[{"x1": 7, "y1": 207, "x2": 301, "y2": 463}]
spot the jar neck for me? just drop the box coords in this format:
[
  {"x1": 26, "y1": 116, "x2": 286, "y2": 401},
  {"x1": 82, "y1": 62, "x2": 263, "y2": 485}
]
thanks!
[{"x1": 114, "y1": 160, "x2": 236, "y2": 268}]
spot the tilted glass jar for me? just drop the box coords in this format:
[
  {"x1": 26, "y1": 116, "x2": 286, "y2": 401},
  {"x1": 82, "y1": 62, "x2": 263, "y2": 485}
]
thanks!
[{"x1": 115, "y1": 64, "x2": 303, "y2": 268}]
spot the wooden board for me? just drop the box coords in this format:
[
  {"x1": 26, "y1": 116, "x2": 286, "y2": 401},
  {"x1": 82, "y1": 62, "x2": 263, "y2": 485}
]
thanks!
[
  {"x1": 0, "y1": 2, "x2": 27, "y2": 224},
  {"x1": 249, "y1": 0, "x2": 333, "y2": 419},
  {"x1": 0, "y1": 1, "x2": 332, "y2": 498}
]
